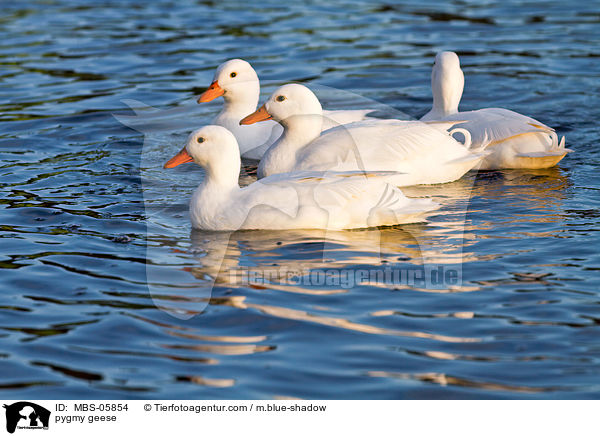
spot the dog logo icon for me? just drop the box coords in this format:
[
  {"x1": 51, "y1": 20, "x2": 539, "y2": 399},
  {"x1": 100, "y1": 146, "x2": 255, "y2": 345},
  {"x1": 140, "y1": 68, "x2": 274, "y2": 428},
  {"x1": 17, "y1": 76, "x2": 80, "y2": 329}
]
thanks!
[{"x1": 3, "y1": 402, "x2": 50, "y2": 434}]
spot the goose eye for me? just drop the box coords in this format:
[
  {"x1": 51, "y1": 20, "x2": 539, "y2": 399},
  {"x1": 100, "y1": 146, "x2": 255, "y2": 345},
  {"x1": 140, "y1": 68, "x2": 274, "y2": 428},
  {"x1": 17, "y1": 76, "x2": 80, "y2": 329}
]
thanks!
[
  {"x1": 197, "y1": 137, "x2": 205, "y2": 144},
  {"x1": 276, "y1": 95, "x2": 285, "y2": 102},
  {"x1": 230, "y1": 72, "x2": 237, "y2": 78}
]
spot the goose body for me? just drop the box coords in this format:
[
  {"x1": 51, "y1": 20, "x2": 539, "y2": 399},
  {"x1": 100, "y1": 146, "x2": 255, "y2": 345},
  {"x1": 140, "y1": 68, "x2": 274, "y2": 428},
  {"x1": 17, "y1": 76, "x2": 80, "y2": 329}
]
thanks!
[
  {"x1": 241, "y1": 84, "x2": 487, "y2": 186},
  {"x1": 163, "y1": 126, "x2": 438, "y2": 231},
  {"x1": 421, "y1": 51, "x2": 571, "y2": 169},
  {"x1": 198, "y1": 59, "x2": 372, "y2": 160}
]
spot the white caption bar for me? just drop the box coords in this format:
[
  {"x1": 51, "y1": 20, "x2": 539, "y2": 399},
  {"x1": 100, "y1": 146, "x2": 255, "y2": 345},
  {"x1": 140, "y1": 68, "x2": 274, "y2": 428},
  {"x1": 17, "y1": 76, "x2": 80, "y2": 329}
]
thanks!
[{"x1": 1, "y1": 400, "x2": 596, "y2": 435}]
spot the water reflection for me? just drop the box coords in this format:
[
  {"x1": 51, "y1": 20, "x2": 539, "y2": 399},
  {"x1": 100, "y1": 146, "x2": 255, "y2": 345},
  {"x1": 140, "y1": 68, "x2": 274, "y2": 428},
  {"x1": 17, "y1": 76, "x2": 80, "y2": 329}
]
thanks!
[
  {"x1": 210, "y1": 295, "x2": 479, "y2": 343},
  {"x1": 367, "y1": 371, "x2": 565, "y2": 394}
]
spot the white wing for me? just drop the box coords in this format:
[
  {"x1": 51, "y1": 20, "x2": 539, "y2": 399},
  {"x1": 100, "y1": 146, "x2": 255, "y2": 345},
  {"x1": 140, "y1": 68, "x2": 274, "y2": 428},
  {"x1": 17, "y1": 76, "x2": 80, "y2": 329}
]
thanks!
[
  {"x1": 247, "y1": 170, "x2": 437, "y2": 229},
  {"x1": 441, "y1": 108, "x2": 555, "y2": 148},
  {"x1": 294, "y1": 119, "x2": 471, "y2": 173}
]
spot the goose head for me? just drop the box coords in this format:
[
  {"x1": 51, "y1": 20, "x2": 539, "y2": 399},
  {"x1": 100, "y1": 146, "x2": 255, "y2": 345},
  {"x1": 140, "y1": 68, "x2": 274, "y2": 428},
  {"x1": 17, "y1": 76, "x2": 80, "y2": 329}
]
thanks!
[
  {"x1": 197, "y1": 59, "x2": 260, "y2": 109},
  {"x1": 239, "y1": 83, "x2": 323, "y2": 131},
  {"x1": 430, "y1": 51, "x2": 464, "y2": 117},
  {"x1": 164, "y1": 125, "x2": 241, "y2": 186}
]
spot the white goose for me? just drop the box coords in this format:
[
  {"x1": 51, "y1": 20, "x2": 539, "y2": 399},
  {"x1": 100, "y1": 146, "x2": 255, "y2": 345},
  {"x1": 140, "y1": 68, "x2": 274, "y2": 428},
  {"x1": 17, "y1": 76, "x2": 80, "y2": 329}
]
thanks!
[
  {"x1": 240, "y1": 84, "x2": 487, "y2": 186},
  {"x1": 163, "y1": 126, "x2": 438, "y2": 231},
  {"x1": 421, "y1": 51, "x2": 571, "y2": 169},
  {"x1": 197, "y1": 59, "x2": 373, "y2": 160}
]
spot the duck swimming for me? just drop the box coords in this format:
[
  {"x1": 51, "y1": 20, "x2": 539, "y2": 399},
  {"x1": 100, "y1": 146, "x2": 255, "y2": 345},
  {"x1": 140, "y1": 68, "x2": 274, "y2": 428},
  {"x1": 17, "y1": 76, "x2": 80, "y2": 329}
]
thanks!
[
  {"x1": 421, "y1": 51, "x2": 571, "y2": 169},
  {"x1": 197, "y1": 59, "x2": 373, "y2": 160},
  {"x1": 163, "y1": 125, "x2": 437, "y2": 230},
  {"x1": 240, "y1": 84, "x2": 487, "y2": 186}
]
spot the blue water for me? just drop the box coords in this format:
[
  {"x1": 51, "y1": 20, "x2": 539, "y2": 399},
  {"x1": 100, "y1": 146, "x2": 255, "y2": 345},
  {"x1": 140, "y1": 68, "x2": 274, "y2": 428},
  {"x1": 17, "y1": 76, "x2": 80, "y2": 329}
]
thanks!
[{"x1": 1, "y1": 0, "x2": 599, "y2": 399}]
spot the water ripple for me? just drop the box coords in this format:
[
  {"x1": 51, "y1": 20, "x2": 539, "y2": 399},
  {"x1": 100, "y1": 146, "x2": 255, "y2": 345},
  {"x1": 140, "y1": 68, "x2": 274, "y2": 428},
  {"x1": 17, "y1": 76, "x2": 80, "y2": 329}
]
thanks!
[{"x1": 0, "y1": 0, "x2": 598, "y2": 399}]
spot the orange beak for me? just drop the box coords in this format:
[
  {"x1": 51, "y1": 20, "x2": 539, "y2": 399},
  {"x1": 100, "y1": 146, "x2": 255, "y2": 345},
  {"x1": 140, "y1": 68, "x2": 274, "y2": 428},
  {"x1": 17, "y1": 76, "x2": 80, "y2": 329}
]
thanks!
[
  {"x1": 239, "y1": 105, "x2": 272, "y2": 125},
  {"x1": 164, "y1": 147, "x2": 193, "y2": 169},
  {"x1": 197, "y1": 81, "x2": 224, "y2": 103}
]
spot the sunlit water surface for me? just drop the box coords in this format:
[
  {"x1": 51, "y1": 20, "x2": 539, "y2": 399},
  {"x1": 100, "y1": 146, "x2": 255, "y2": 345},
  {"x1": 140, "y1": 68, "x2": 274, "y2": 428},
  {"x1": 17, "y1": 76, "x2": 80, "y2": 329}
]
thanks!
[{"x1": 1, "y1": 0, "x2": 599, "y2": 399}]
